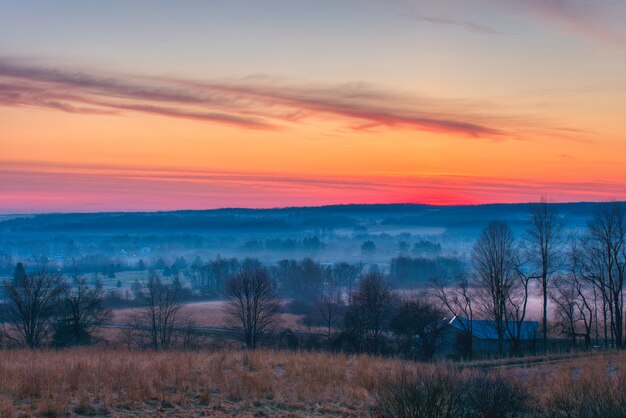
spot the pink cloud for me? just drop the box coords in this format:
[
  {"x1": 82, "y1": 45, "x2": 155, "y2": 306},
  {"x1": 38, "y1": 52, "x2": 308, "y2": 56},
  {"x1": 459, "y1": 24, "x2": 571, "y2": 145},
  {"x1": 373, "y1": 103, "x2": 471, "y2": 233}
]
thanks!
[
  {"x1": 1, "y1": 161, "x2": 625, "y2": 213},
  {"x1": 490, "y1": 0, "x2": 626, "y2": 51},
  {"x1": 0, "y1": 58, "x2": 564, "y2": 139}
]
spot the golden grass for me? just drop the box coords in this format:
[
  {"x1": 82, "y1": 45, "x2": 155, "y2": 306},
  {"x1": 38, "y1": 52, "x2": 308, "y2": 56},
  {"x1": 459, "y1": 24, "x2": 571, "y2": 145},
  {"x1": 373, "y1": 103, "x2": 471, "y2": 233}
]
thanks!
[
  {"x1": 112, "y1": 300, "x2": 316, "y2": 331},
  {"x1": 0, "y1": 348, "x2": 409, "y2": 417},
  {"x1": 0, "y1": 348, "x2": 622, "y2": 417}
]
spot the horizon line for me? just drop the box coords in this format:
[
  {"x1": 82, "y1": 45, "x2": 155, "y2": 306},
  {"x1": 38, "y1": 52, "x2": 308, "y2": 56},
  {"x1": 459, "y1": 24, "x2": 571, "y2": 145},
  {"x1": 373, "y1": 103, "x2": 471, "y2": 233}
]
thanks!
[{"x1": 2, "y1": 199, "x2": 623, "y2": 217}]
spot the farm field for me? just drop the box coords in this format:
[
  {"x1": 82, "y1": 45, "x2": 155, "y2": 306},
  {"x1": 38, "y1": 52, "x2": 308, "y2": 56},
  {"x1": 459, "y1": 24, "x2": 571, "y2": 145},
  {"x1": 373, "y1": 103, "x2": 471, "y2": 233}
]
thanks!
[{"x1": 111, "y1": 300, "x2": 314, "y2": 332}]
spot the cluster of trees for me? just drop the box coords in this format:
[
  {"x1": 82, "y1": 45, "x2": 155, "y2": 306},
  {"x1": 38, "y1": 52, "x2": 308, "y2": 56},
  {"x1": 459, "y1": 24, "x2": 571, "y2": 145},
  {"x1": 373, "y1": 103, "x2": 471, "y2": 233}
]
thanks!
[
  {"x1": 188, "y1": 257, "x2": 362, "y2": 301},
  {"x1": 242, "y1": 236, "x2": 325, "y2": 251},
  {"x1": 187, "y1": 257, "x2": 258, "y2": 298},
  {"x1": 1, "y1": 264, "x2": 111, "y2": 348},
  {"x1": 411, "y1": 240, "x2": 442, "y2": 254},
  {"x1": 1, "y1": 265, "x2": 197, "y2": 350},
  {"x1": 428, "y1": 200, "x2": 562, "y2": 357},
  {"x1": 304, "y1": 272, "x2": 448, "y2": 359},
  {"x1": 434, "y1": 200, "x2": 625, "y2": 356},
  {"x1": 389, "y1": 256, "x2": 463, "y2": 288},
  {"x1": 224, "y1": 267, "x2": 446, "y2": 359},
  {"x1": 551, "y1": 202, "x2": 625, "y2": 350},
  {"x1": 153, "y1": 256, "x2": 188, "y2": 277}
]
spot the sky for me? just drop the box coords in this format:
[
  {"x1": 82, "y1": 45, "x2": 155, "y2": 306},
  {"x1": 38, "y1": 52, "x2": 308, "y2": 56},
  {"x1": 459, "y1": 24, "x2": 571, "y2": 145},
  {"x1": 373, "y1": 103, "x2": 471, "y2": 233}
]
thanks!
[{"x1": 1, "y1": 0, "x2": 626, "y2": 213}]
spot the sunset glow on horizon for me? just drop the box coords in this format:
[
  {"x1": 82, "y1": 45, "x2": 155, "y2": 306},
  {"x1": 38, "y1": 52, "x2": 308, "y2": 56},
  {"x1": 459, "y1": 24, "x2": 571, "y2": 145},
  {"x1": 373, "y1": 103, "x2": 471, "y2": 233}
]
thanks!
[{"x1": 2, "y1": 1, "x2": 626, "y2": 213}]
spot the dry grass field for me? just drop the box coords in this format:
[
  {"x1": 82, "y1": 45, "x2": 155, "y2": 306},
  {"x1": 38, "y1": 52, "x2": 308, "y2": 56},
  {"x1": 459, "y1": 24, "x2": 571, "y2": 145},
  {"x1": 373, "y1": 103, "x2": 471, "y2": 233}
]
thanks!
[
  {"x1": 111, "y1": 301, "x2": 317, "y2": 332},
  {"x1": 0, "y1": 348, "x2": 623, "y2": 417},
  {"x1": 0, "y1": 348, "x2": 389, "y2": 417}
]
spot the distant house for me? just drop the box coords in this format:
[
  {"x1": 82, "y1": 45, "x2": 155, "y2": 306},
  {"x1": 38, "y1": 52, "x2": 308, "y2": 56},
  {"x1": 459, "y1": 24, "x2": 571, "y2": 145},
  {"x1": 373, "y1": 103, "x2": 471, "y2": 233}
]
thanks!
[{"x1": 441, "y1": 316, "x2": 539, "y2": 357}]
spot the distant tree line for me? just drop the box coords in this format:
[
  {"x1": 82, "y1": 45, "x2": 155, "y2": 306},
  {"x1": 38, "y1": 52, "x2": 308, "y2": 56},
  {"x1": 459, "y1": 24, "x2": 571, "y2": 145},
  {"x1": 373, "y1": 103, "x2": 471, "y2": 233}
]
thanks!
[
  {"x1": 242, "y1": 236, "x2": 325, "y2": 251},
  {"x1": 389, "y1": 256, "x2": 463, "y2": 288},
  {"x1": 186, "y1": 257, "x2": 364, "y2": 301}
]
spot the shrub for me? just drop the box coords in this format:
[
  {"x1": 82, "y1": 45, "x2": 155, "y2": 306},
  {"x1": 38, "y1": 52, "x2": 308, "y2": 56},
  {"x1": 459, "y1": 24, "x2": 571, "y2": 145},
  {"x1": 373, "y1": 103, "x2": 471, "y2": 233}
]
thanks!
[
  {"x1": 374, "y1": 367, "x2": 462, "y2": 418},
  {"x1": 462, "y1": 373, "x2": 528, "y2": 418},
  {"x1": 373, "y1": 367, "x2": 528, "y2": 418}
]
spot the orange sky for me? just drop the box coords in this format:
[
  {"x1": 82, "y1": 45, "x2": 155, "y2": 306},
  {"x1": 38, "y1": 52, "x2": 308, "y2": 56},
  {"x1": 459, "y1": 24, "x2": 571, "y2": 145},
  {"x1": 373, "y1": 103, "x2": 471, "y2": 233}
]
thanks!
[{"x1": 1, "y1": 1, "x2": 626, "y2": 212}]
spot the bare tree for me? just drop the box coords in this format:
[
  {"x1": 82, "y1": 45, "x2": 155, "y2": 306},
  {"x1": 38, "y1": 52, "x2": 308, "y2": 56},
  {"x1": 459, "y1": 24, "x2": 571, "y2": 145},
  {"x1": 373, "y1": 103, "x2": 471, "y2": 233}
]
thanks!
[
  {"x1": 225, "y1": 266, "x2": 280, "y2": 349},
  {"x1": 1, "y1": 268, "x2": 63, "y2": 348},
  {"x1": 569, "y1": 237, "x2": 597, "y2": 350},
  {"x1": 551, "y1": 263, "x2": 594, "y2": 351},
  {"x1": 344, "y1": 272, "x2": 394, "y2": 354},
  {"x1": 187, "y1": 262, "x2": 212, "y2": 297},
  {"x1": 524, "y1": 197, "x2": 563, "y2": 351},
  {"x1": 390, "y1": 296, "x2": 446, "y2": 360},
  {"x1": 315, "y1": 292, "x2": 344, "y2": 338},
  {"x1": 332, "y1": 261, "x2": 363, "y2": 298},
  {"x1": 506, "y1": 260, "x2": 533, "y2": 355},
  {"x1": 574, "y1": 232, "x2": 610, "y2": 347},
  {"x1": 581, "y1": 202, "x2": 625, "y2": 348},
  {"x1": 472, "y1": 221, "x2": 517, "y2": 355},
  {"x1": 132, "y1": 275, "x2": 185, "y2": 350},
  {"x1": 430, "y1": 275, "x2": 475, "y2": 358},
  {"x1": 53, "y1": 276, "x2": 112, "y2": 346},
  {"x1": 595, "y1": 202, "x2": 625, "y2": 348},
  {"x1": 550, "y1": 275, "x2": 578, "y2": 347}
]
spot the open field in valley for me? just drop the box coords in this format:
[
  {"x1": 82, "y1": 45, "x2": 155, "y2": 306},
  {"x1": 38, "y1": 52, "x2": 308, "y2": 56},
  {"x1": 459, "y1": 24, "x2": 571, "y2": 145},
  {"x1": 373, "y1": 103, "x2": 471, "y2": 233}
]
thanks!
[{"x1": 0, "y1": 349, "x2": 623, "y2": 417}]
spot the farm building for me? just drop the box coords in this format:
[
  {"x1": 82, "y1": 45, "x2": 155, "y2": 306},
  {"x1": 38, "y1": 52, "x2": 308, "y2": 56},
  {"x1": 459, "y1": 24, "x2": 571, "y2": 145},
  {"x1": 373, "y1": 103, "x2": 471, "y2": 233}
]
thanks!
[{"x1": 441, "y1": 316, "x2": 539, "y2": 357}]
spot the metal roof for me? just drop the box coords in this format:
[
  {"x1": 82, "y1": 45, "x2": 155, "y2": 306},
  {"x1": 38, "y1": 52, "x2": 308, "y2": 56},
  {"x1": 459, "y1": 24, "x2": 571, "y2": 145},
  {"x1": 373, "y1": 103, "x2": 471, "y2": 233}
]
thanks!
[{"x1": 448, "y1": 316, "x2": 539, "y2": 341}]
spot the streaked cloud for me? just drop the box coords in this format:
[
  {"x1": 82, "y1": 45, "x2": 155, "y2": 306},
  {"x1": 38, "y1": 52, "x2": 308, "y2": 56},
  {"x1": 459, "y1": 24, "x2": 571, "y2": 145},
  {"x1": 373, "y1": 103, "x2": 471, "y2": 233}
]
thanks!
[
  {"x1": 406, "y1": 14, "x2": 502, "y2": 35},
  {"x1": 395, "y1": 0, "x2": 626, "y2": 51},
  {"x1": 2, "y1": 160, "x2": 624, "y2": 213},
  {"x1": 0, "y1": 58, "x2": 543, "y2": 138},
  {"x1": 490, "y1": 0, "x2": 626, "y2": 51}
]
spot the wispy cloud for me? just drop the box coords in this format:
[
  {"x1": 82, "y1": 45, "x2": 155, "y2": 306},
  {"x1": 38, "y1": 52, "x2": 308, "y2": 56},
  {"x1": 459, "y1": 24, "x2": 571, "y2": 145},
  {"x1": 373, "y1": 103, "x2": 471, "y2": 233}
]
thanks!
[
  {"x1": 395, "y1": 0, "x2": 626, "y2": 51},
  {"x1": 0, "y1": 57, "x2": 546, "y2": 139},
  {"x1": 406, "y1": 14, "x2": 502, "y2": 35},
  {"x1": 489, "y1": 0, "x2": 626, "y2": 51},
  {"x1": 2, "y1": 160, "x2": 625, "y2": 213}
]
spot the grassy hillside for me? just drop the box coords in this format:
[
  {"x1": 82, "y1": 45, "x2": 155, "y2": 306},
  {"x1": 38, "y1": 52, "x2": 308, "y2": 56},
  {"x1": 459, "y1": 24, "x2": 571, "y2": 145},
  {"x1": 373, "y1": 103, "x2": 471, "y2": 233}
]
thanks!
[{"x1": 0, "y1": 348, "x2": 623, "y2": 417}]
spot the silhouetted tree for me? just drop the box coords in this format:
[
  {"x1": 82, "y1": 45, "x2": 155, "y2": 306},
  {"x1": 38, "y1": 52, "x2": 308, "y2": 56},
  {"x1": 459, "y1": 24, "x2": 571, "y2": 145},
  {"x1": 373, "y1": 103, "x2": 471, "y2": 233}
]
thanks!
[
  {"x1": 1, "y1": 268, "x2": 63, "y2": 348},
  {"x1": 131, "y1": 274, "x2": 185, "y2": 350},
  {"x1": 225, "y1": 266, "x2": 280, "y2": 349},
  {"x1": 53, "y1": 276, "x2": 111, "y2": 346},
  {"x1": 583, "y1": 202, "x2": 625, "y2": 348},
  {"x1": 361, "y1": 240, "x2": 376, "y2": 255},
  {"x1": 390, "y1": 297, "x2": 445, "y2": 360},
  {"x1": 344, "y1": 272, "x2": 393, "y2": 353},
  {"x1": 314, "y1": 292, "x2": 344, "y2": 338},
  {"x1": 430, "y1": 275, "x2": 475, "y2": 358},
  {"x1": 524, "y1": 197, "x2": 563, "y2": 351},
  {"x1": 271, "y1": 258, "x2": 327, "y2": 301},
  {"x1": 12, "y1": 262, "x2": 26, "y2": 283},
  {"x1": 332, "y1": 262, "x2": 362, "y2": 297},
  {"x1": 472, "y1": 221, "x2": 517, "y2": 355}
]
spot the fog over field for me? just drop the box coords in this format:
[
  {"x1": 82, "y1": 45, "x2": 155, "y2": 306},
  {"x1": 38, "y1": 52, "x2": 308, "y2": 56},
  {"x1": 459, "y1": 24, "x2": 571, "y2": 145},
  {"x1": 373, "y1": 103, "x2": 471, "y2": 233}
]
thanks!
[
  {"x1": 0, "y1": 202, "x2": 607, "y2": 320},
  {"x1": 0, "y1": 202, "x2": 596, "y2": 272}
]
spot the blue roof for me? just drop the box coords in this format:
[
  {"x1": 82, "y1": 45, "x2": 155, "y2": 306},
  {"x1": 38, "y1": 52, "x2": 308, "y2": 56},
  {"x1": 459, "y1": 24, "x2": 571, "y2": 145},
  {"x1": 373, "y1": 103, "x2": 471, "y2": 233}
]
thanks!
[{"x1": 449, "y1": 316, "x2": 539, "y2": 341}]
